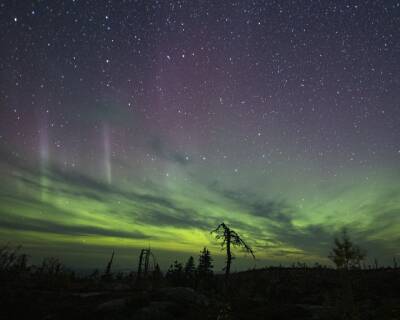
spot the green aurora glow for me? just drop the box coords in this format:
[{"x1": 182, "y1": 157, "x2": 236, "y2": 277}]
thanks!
[
  {"x1": 1, "y1": 1, "x2": 399, "y2": 271},
  {"x1": 0, "y1": 145, "x2": 399, "y2": 269}
]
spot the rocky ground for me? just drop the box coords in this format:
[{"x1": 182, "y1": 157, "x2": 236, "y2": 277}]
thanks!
[
  {"x1": 1, "y1": 286, "x2": 215, "y2": 320},
  {"x1": 1, "y1": 268, "x2": 400, "y2": 319}
]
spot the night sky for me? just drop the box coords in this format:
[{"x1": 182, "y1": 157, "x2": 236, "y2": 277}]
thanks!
[{"x1": 0, "y1": 1, "x2": 399, "y2": 270}]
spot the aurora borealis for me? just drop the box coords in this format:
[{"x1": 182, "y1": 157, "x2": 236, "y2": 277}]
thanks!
[{"x1": 0, "y1": 1, "x2": 399, "y2": 270}]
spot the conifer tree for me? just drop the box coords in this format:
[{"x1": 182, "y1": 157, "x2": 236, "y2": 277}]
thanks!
[
  {"x1": 184, "y1": 256, "x2": 195, "y2": 286},
  {"x1": 328, "y1": 229, "x2": 366, "y2": 269},
  {"x1": 197, "y1": 247, "x2": 213, "y2": 278},
  {"x1": 152, "y1": 263, "x2": 162, "y2": 286},
  {"x1": 166, "y1": 260, "x2": 184, "y2": 286},
  {"x1": 196, "y1": 247, "x2": 214, "y2": 290}
]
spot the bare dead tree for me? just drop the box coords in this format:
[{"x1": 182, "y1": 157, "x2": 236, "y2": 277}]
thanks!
[
  {"x1": 103, "y1": 250, "x2": 115, "y2": 279},
  {"x1": 211, "y1": 222, "x2": 255, "y2": 281},
  {"x1": 136, "y1": 248, "x2": 156, "y2": 284}
]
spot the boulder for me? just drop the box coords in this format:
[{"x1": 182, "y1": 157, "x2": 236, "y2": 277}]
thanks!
[
  {"x1": 111, "y1": 283, "x2": 131, "y2": 291},
  {"x1": 152, "y1": 287, "x2": 208, "y2": 306},
  {"x1": 135, "y1": 301, "x2": 177, "y2": 320},
  {"x1": 96, "y1": 298, "x2": 127, "y2": 311}
]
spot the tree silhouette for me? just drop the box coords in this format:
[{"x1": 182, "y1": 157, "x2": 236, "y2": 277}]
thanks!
[
  {"x1": 152, "y1": 263, "x2": 162, "y2": 287},
  {"x1": 211, "y1": 222, "x2": 255, "y2": 280},
  {"x1": 184, "y1": 256, "x2": 195, "y2": 274},
  {"x1": 184, "y1": 256, "x2": 195, "y2": 286},
  {"x1": 166, "y1": 260, "x2": 184, "y2": 286},
  {"x1": 196, "y1": 247, "x2": 213, "y2": 290},
  {"x1": 153, "y1": 263, "x2": 162, "y2": 278},
  {"x1": 39, "y1": 257, "x2": 64, "y2": 275},
  {"x1": 197, "y1": 247, "x2": 213, "y2": 278},
  {"x1": 328, "y1": 229, "x2": 366, "y2": 269},
  {"x1": 103, "y1": 250, "x2": 114, "y2": 279},
  {"x1": 137, "y1": 248, "x2": 155, "y2": 281}
]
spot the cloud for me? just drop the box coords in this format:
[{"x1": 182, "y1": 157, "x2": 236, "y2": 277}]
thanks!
[
  {"x1": 136, "y1": 208, "x2": 214, "y2": 230},
  {"x1": 1, "y1": 147, "x2": 399, "y2": 264},
  {"x1": 208, "y1": 182, "x2": 339, "y2": 257},
  {"x1": 0, "y1": 151, "x2": 211, "y2": 238},
  {"x1": 0, "y1": 211, "x2": 150, "y2": 240},
  {"x1": 209, "y1": 181, "x2": 292, "y2": 222},
  {"x1": 148, "y1": 137, "x2": 191, "y2": 166},
  {"x1": 212, "y1": 181, "x2": 400, "y2": 261}
]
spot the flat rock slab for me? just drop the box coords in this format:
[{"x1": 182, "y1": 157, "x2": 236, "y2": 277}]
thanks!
[
  {"x1": 96, "y1": 298, "x2": 127, "y2": 311},
  {"x1": 152, "y1": 287, "x2": 209, "y2": 306}
]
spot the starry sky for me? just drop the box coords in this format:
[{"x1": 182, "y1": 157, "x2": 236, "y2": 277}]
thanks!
[{"x1": 0, "y1": 1, "x2": 399, "y2": 270}]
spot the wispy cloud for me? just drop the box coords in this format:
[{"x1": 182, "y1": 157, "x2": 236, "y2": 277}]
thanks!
[
  {"x1": 0, "y1": 211, "x2": 150, "y2": 239},
  {"x1": 148, "y1": 137, "x2": 192, "y2": 166},
  {"x1": 0, "y1": 147, "x2": 399, "y2": 265}
]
